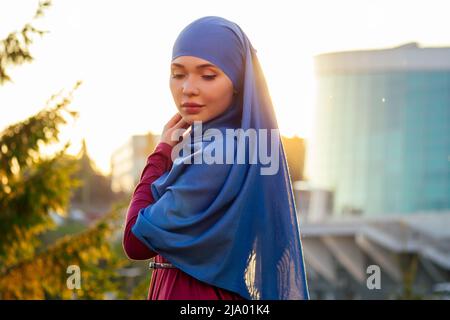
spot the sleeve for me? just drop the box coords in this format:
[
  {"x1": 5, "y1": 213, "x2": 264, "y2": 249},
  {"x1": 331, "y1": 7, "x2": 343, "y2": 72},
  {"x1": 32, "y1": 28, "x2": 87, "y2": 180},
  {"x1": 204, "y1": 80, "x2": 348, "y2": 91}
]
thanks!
[{"x1": 122, "y1": 142, "x2": 173, "y2": 260}]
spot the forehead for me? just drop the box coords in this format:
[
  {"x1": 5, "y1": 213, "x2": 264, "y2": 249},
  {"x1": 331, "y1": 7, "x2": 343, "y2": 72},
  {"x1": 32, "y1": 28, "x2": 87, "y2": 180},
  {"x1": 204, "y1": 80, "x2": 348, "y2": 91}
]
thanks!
[{"x1": 171, "y1": 56, "x2": 219, "y2": 70}]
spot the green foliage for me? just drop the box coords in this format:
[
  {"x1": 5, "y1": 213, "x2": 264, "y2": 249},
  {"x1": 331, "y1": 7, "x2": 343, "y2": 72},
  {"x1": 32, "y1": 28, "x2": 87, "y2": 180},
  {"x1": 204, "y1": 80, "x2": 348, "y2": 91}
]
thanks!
[
  {"x1": 0, "y1": 207, "x2": 127, "y2": 299},
  {"x1": 0, "y1": 1, "x2": 141, "y2": 300},
  {"x1": 0, "y1": 83, "x2": 82, "y2": 267},
  {"x1": 0, "y1": 83, "x2": 130, "y2": 299},
  {"x1": 0, "y1": 0, "x2": 52, "y2": 84},
  {"x1": 129, "y1": 270, "x2": 153, "y2": 300}
]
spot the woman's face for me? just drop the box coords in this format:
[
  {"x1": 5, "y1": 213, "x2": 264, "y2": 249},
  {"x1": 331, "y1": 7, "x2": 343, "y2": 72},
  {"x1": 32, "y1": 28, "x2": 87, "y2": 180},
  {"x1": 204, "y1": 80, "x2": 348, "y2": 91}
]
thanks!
[{"x1": 170, "y1": 55, "x2": 234, "y2": 125}]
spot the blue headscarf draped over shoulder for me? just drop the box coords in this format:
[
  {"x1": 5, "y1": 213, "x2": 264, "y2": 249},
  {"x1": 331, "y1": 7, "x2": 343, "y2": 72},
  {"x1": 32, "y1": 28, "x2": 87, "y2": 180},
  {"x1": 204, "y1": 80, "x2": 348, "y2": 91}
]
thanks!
[{"x1": 132, "y1": 16, "x2": 309, "y2": 300}]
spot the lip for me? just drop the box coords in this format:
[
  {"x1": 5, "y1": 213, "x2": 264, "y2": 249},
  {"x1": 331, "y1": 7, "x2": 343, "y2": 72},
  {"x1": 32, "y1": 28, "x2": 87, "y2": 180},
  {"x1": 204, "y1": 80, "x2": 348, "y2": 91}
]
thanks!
[
  {"x1": 182, "y1": 102, "x2": 204, "y2": 108},
  {"x1": 182, "y1": 102, "x2": 204, "y2": 114}
]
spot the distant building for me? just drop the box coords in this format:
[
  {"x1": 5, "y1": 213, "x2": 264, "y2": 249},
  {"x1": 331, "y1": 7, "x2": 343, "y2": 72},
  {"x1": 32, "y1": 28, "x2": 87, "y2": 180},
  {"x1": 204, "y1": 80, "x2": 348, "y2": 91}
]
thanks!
[
  {"x1": 299, "y1": 43, "x2": 450, "y2": 299},
  {"x1": 281, "y1": 135, "x2": 306, "y2": 182},
  {"x1": 308, "y1": 42, "x2": 450, "y2": 216},
  {"x1": 293, "y1": 181, "x2": 334, "y2": 222},
  {"x1": 299, "y1": 211, "x2": 450, "y2": 299},
  {"x1": 70, "y1": 139, "x2": 122, "y2": 224},
  {"x1": 110, "y1": 133, "x2": 160, "y2": 194}
]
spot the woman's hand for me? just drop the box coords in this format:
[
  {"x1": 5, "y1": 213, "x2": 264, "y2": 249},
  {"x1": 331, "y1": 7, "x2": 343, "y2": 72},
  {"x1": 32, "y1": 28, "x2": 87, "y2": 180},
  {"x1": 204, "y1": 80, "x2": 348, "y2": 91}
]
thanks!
[{"x1": 160, "y1": 113, "x2": 191, "y2": 147}]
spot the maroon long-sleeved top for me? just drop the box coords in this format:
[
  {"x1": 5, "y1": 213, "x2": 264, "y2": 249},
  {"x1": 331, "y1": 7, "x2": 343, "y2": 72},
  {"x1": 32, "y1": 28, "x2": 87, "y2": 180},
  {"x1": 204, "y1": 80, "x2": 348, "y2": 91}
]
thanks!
[
  {"x1": 123, "y1": 142, "x2": 172, "y2": 260},
  {"x1": 122, "y1": 142, "x2": 245, "y2": 300}
]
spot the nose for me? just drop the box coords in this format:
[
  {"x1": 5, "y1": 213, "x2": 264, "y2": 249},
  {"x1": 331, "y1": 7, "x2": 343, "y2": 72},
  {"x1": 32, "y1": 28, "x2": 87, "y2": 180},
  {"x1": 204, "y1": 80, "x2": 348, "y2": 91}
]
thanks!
[{"x1": 182, "y1": 76, "x2": 199, "y2": 96}]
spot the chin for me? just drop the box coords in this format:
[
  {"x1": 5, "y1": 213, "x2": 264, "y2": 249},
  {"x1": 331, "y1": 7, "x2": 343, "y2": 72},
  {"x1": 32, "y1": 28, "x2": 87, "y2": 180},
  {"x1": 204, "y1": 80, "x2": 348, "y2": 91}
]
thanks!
[{"x1": 182, "y1": 114, "x2": 206, "y2": 125}]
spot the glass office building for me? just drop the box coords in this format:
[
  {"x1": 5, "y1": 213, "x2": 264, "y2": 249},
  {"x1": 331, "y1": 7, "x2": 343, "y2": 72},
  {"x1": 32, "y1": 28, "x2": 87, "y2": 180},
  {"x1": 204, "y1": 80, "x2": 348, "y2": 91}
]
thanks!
[{"x1": 308, "y1": 43, "x2": 450, "y2": 216}]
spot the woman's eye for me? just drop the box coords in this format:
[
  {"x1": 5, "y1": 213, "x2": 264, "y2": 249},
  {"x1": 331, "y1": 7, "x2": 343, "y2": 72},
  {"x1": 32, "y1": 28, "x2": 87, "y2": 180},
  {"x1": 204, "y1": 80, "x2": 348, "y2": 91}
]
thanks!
[
  {"x1": 171, "y1": 74, "x2": 216, "y2": 80},
  {"x1": 202, "y1": 75, "x2": 217, "y2": 80}
]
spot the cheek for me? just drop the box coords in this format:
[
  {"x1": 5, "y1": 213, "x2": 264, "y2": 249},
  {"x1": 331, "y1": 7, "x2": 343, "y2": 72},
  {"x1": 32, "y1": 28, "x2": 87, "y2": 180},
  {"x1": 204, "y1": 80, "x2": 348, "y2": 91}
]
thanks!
[
  {"x1": 207, "y1": 81, "x2": 232, "y2": 101},
  {"x1": 216, "y1": 84, "x2": 233, "y2": 106},
  {"x1": 210, "y1": 95, "x2": 233, "y2": 116},
  {"x1": 169, "y1": 81, "x2": 177, "y2": 94},
  {"x1": 169, "y1": 83, "x2": 181, "y2": 103}
]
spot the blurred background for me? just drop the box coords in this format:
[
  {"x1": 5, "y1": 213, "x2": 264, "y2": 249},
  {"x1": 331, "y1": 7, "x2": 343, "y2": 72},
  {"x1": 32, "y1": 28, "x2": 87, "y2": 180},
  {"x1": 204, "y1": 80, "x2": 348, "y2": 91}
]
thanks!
[{"x1": 0, "y1": 0, "x2": 449, "y2": 299}]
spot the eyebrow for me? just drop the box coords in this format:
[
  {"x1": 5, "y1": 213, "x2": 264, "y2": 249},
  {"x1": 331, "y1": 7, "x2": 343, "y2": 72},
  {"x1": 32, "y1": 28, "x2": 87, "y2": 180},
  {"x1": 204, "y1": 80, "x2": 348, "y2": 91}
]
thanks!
[{"x1": 171, "y1": 63, "x2": 218, "y2": 70}]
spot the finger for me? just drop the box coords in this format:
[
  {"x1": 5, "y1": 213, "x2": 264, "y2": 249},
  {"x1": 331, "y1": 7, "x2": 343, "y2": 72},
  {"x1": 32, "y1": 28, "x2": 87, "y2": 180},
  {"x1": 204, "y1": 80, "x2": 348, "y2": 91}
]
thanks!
[
  {"x1": 166, "y1": 113, "x2": 182, "y2": 127},
  {"x1": 173, "y1": 117, "x2": 190, "y2": 129},
  {"x1": 179, "y1": 121, "x2": 191, "y2": 129}
]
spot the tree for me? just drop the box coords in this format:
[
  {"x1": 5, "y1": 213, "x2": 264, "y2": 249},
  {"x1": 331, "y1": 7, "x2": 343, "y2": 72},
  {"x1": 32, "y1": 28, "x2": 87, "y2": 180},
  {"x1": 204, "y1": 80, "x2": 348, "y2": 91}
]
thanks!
[
  {"x1": 0, "y1": 0, "x2": 51, "y2": 84},
  {"x1": 0, "y1": 1, "x2": 128, "y2": 299},
  {"x1": 0, "y1": 83, "x2": 129, "y2": 299}
]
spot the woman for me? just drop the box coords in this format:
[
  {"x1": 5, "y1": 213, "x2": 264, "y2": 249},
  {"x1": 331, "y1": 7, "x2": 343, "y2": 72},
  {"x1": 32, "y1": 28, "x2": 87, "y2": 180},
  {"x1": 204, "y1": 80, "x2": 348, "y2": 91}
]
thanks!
[{"x1": 123, "y1": 16, "x2": 309, "y2": 300}]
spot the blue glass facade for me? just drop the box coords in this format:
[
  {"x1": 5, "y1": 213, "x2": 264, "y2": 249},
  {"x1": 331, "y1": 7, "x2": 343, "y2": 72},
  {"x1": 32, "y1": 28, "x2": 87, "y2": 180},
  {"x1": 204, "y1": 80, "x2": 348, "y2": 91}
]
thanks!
[{"x1": 312, "y1": 70, "x2": 450, "y2": 216}]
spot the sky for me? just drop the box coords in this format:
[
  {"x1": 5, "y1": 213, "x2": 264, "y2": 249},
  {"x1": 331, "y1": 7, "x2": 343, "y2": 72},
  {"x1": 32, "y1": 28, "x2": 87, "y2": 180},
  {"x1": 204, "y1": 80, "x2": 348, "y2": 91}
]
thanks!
[{"x1": 1, "y1": 0, "x2": 449, "y2": 175}]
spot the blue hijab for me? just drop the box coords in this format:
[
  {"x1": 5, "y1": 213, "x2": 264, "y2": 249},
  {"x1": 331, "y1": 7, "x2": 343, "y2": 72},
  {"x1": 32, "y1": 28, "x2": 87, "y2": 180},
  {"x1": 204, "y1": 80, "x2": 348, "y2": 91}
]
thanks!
[{"x1": 132, "y1": 16, "x2": 309, "y2": 300}]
